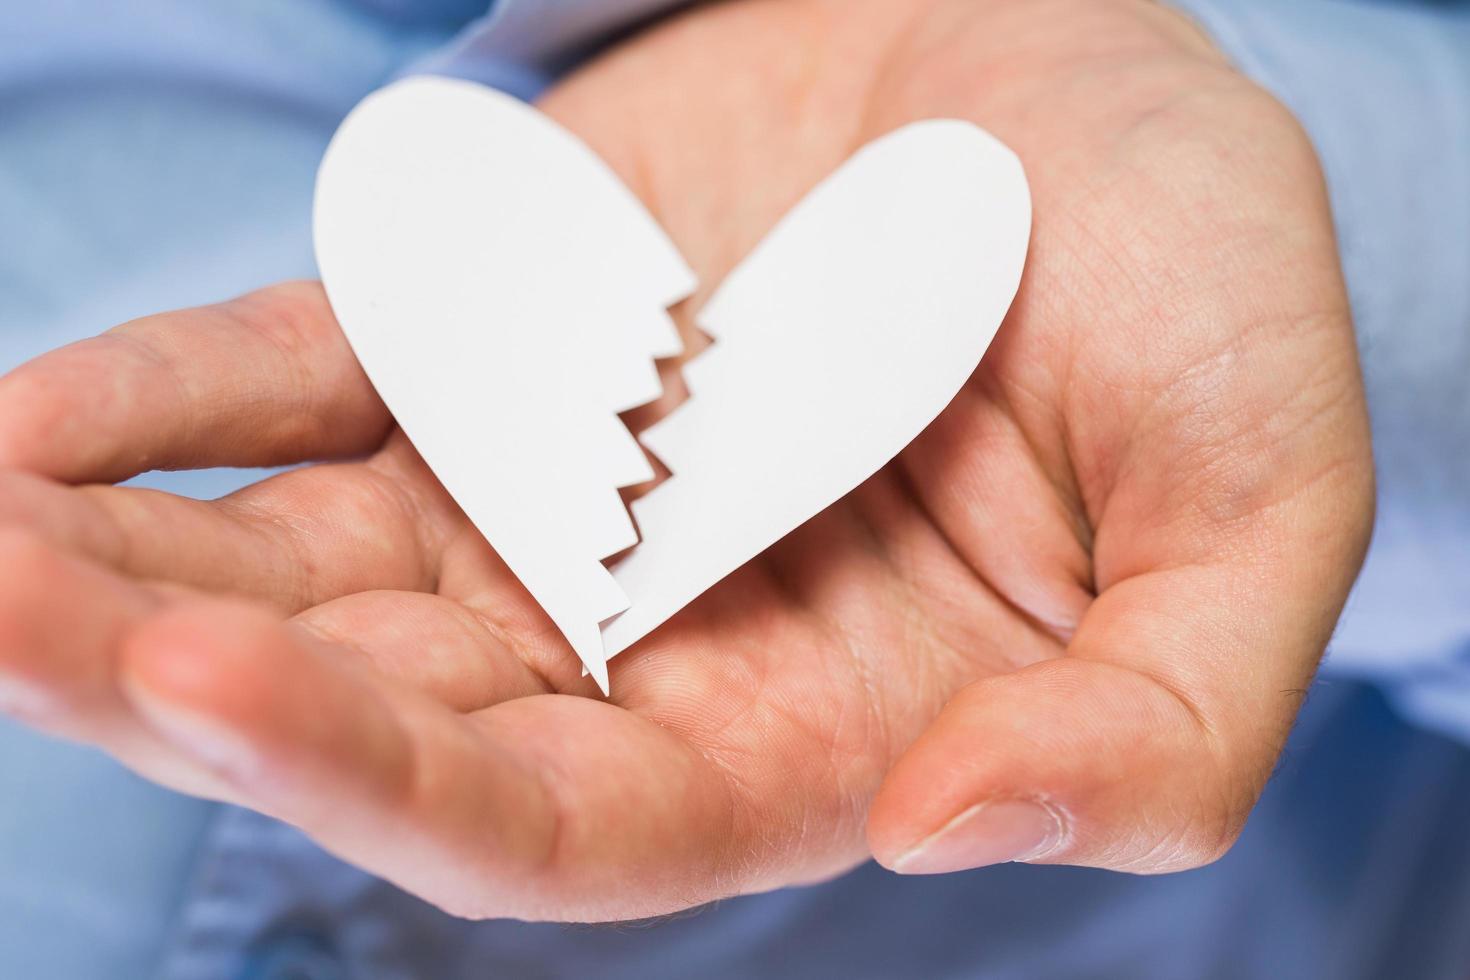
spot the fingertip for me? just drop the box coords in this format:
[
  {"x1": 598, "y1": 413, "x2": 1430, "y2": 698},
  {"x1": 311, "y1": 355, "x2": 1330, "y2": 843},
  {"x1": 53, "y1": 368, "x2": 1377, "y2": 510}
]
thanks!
[
  {"x1": 1, "y1": 282, "x2": 391, "y2": 486},
  {"x1": 119, "y1": 596, "x2": 423, "y2": 826},
  {"x1": 0, "y1": 345, "x2": 116, "y2": 480},
  {"x1": 867, "y1": 658, "x2": 1246, "y2": 876},
  {"x1": 117, "y1": 601, "x2": 286, "y2": 776}
]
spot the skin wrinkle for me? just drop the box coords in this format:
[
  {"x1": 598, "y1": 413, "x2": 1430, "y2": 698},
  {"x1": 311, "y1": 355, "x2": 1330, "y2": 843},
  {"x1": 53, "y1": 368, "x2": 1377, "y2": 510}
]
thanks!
[
  {"x1": 811, "y1": 581, "x2": 887, "y2": 787},
  {"x1": 245, "y1": 499, "x2": 318, "y2": 612},
  {"x1": 1086, "y1": 604, "x2": 1222, "y2": 745},
  {"x1": 1124, "y1": 741, "x2": 1249, "y2": 873},
  {"x1": 920, "y1": 395, "x2": 1096, "y2": 632},
  {"x1": 295, "y1": 593, "x2": 552, "y2": 710},
  {"x1": 752, "y1": 702, "x2": 868, "y2": 874},
  {"x1": 571, "y1": 723, "x2": 745, "y2": 917},
  {"x1": 889, "y1": 456, "x2": 1074, "y2": 658},
  {"x1": 105, "y1": 329, "x2": 197, "y2": 475},
  {"x1": 370, "y1": 437, "x2": 458, "y2": 563},
  {"x1": 72, "y1": 481, "x2": 138, "y2": 581},
  {"x1": 1120, "y1": 312, "x2": 1360, "y2": 563},
  {"x1": 223, "y1": 291, "x2": 323, "y2": 432},
  {"x1": 801, "y1": 506, "x2": 897, "y2": 779},
  {"x1": 754, "y1": 486, "x2": 1005, "y2": 794},
  {"x1": 866, "y1": 484, "x2": 1032, "y2": 686},
  {"x1": 977, "y1": 339, "x2": 1096, "y2": 565},
  {"x1": 792, "y1": 632, "x2": 890, "y2": 838},
  {"x1": 460, "y1": 604, "x2": 562, "y2": 700},
  {"x1": 116, "y1": 302, "x2": 277, "y2": 470},
  {"x1": 225, "y1": 282, "x2": 392, "y2": 459},
  {"x1": 1070, "y1": 310, "x2": 1351, "y2": 586},
  {"x1": 224, "y1": 478, "x2": 332, "y2": 608},
  {"x1": 618, "y1": 627, "x2": 781, "y2": 844},
  {"x1": 647, "y1": 560, "x2": 877, "y2": 873}
]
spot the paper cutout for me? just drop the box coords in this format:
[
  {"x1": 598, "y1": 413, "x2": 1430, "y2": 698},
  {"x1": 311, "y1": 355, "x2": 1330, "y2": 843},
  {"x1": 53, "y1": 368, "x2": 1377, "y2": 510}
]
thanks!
[
  {"x1": 315, "y1": 77, "x2": 695, "y2": 693},
  {"x1": 315, "y1": 76, "x2": 1031, "y2": 692}
]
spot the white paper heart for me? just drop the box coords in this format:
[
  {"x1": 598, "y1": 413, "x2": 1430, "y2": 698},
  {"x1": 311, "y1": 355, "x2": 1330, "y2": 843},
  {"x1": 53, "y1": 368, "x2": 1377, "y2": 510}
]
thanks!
[{"x1": 314, "y1": 76, "x2": 1030, "y2": 691}]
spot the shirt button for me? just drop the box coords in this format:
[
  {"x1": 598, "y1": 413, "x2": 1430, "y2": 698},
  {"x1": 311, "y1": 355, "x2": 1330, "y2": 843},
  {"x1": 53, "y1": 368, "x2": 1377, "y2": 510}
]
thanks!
[{"x1": 240, "y1": 931, "x2": 348, "y2": 980}]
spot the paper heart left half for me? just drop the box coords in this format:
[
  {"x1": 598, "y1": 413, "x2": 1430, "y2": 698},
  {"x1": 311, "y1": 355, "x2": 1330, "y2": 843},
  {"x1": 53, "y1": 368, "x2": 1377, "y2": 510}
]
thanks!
[{"x1": 314, "y1": 76, "x2": 1030, "y2": 692}]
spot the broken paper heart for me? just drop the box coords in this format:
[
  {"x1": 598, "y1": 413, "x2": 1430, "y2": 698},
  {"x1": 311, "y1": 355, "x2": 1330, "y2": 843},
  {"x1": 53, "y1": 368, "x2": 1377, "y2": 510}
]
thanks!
[{"x1": 313, "y1": 76, "x2": 1031, "y2": 692}]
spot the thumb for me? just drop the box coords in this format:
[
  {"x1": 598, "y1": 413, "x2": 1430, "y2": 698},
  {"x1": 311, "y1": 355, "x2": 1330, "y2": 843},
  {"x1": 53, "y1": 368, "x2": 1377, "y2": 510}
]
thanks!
[{"x1": 867, "y1": 561, "x2": 1350, "y2": 875}]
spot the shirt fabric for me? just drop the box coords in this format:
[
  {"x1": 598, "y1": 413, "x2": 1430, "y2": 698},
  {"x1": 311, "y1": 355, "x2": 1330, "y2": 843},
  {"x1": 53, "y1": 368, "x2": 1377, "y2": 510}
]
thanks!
[{"x1": 0, "y1": 1, "x2": 1466, "y2": 977}]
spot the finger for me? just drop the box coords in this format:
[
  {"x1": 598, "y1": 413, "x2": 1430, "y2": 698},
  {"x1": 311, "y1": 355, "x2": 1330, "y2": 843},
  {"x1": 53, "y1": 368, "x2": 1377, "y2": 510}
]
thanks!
[
  {"x1": 0, "y1": 527, "x2": 236, "y2": 799},
  {"x1": 868, "y1": 555, "x2": 1361, "y2": 875},
  {"x1": 293, "y1": 590, "x2": 559, "y2": 710},
  {"x1": 119, "y1": 601, "x2": 743, "y2": 921},
  {"x1": 0, "y1": 519, "x2": 532, "y2": 746},
  {"x1": 0, "y1": 525, "x2": 552, "y2": 807},
  {"x1": 0, "y1": 435, "x2": 456, "y2": 611},
  {"x1": 0, "y1": 281, "x2": 389, "y2": 483}
]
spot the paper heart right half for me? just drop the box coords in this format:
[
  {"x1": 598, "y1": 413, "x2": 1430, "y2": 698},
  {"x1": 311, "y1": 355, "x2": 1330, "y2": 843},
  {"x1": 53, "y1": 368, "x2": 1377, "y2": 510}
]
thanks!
[{"x1": 314, "y1": 77, "x2": 1030, "y2": 691}]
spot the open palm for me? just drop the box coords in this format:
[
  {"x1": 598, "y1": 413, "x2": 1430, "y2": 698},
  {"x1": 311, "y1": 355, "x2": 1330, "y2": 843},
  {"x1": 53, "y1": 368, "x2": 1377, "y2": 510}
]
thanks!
[{"x1": 0, "y1": 0, "x2": 1371, "y2": 921}]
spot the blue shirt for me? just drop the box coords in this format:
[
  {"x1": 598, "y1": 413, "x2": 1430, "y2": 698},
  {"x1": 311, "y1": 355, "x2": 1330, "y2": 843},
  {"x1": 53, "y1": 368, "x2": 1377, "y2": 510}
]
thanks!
[{"x1": 0, "y1": 1, "x2": 1467, "y2": 977}]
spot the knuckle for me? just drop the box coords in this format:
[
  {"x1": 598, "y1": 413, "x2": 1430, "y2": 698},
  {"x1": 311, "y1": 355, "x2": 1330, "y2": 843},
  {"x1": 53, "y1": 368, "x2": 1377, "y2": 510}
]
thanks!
[
  {"x1": 229, "y1": 281, "x2": 335, "y2": 358},
  {"x1": 329, "y1": 467, "x2": 423, "y2": 539}
]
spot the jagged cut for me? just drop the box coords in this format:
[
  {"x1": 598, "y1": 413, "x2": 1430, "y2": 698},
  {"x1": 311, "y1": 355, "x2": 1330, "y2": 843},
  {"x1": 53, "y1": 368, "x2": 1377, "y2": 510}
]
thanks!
[
  {"x1": 605, "y1": 309, "x2": 716, "y2": 563},
  {"x1": 314, "y1": 74, "x2": 709, "y2": 694},
  {"x1": 566, "y1": 292, "x2": 704, "y2": 690}
]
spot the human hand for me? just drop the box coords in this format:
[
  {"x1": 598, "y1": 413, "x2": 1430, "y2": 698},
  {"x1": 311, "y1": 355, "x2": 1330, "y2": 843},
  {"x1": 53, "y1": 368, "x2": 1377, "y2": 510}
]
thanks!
[{"x1": 0, "y1": 0, "x2": 1372, "y2": 919}]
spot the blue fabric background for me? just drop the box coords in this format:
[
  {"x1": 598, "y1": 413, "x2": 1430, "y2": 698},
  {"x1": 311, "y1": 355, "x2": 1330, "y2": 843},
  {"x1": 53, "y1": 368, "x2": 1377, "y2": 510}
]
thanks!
[{"x1": 0, "y1": 1, "x2": 1466, "y2": 976}]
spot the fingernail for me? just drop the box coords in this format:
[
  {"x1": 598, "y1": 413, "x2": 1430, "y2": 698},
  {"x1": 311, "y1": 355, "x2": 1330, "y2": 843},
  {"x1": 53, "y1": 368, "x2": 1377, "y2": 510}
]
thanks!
[
  {"x1": 123, "y1": 679, "x2": 261, "y2": 778},
  {"x1": 892, "y1": 799, "x2": 1063, "y2": 874},
  {"x1": 0, "y1": 675, "x2": 52, "y2": 723}
]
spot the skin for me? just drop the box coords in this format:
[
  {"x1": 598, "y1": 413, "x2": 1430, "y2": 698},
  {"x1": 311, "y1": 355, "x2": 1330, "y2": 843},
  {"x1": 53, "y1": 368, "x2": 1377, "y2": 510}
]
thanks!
[{"x1": 0, "y1": 0, "x2": 1372, "y2": 922}]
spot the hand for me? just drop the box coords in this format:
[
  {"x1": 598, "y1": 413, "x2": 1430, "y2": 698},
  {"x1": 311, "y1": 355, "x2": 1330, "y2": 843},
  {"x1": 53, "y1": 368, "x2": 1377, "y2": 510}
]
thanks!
[{"x1": 0, "y1": 0, "x2": 1372, "y2": 919}]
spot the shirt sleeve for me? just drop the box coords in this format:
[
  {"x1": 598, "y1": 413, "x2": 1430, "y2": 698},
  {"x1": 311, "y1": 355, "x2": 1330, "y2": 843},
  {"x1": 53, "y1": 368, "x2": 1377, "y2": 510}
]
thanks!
[
  {"x1": 404, "y1": 0, "x2": 694, "y2": 99},
  {"x1": 1166, "y1": 0, "x2": 1470, "y2": 742}
]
